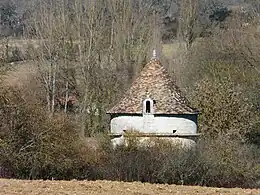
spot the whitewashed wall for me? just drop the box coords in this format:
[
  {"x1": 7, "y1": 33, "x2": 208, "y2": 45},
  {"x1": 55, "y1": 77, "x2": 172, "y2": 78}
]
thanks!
[{"x1": 110, "y1": 115, "x2": 197, "y2": 135}]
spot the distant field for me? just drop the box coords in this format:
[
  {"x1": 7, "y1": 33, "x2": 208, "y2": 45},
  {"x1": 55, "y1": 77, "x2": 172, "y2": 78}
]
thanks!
[
  {"x1": 0, "y1": 39, "x2": 182, "y2": 59},
  {"x1": 162, "y1": 41, "x2": 185, "y2": 59},
  {"x1": 0, "y1": 179, "x2": 259, "y2": 195}
]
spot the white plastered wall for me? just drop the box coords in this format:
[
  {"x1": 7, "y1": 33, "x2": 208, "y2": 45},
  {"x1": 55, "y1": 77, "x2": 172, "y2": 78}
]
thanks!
[{"x1": 110, "y1": 115, "x2": 197, "y2": 135}]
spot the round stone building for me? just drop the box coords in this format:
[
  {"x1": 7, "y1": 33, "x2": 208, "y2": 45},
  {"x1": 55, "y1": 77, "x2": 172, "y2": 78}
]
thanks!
[{"x1": 107, "y1": 51, "x2": 199, "y2": 147}]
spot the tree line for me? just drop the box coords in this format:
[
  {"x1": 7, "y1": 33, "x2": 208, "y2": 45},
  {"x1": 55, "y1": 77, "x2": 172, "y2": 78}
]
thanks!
[{"x1": 0, "y1": 0, "x2": 259, "y2": 187}]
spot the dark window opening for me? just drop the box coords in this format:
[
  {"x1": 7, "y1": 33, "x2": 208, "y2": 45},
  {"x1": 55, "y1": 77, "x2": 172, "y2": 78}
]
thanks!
[
  {"x1": 146, "y1": 101, "x2": 151, "y2": 113},
  {"x1": 172, "y1": 130, "x2": 177, "y2": 134}
]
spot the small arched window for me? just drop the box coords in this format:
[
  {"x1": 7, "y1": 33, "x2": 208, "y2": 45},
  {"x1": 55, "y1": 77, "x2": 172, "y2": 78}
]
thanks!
[
  {"x1": 146, "y1": 100, "x2": 151, "y2": 113},
  {"x1": 143, "y1": 98, "x2": 154, "y2": 114}
]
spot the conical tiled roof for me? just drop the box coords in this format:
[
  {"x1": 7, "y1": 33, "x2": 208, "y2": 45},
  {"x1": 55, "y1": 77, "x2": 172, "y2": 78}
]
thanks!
[{"x1": 107, "y1": 58, "x2": 198, "y2": 114}]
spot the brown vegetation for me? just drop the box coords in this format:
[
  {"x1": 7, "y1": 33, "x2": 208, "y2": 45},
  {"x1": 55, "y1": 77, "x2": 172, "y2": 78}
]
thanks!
[{"x1": 0, "y1": 0, "x2": 260, "y2": 190}]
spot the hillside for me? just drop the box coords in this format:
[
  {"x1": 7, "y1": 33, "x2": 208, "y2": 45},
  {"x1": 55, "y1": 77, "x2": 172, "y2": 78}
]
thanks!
[
  {"x1": 1, "y1": 179, "x2": 259, "y2": 195},
  {"x1": 0, "y1": 0, "x2": 260, "y2": 189}
]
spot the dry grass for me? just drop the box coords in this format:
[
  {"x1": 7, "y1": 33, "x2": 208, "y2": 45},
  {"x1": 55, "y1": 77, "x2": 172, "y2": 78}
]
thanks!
[
  {"x1": 2, "y1": 61, "x2": 37, "y2": 87},
  {"x1": 162, "y1": 41, "x2": 185, "y2": 59},
  {"x1": 0, "y1": 39, "x2": 179, "y2": 60},
  {"x1": 0, "y1": 179, "x2": 259, "y2": 195},
  {"x1": 0, "y1": 39, "x2": 40, "y2": 49}
]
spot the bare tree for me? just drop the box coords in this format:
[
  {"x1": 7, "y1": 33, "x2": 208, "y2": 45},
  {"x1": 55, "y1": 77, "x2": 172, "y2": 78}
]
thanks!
[
  {"x1": 24, "y1": 0, "x2": 69, "y2": 115},
  {"x1": 22, "y1": 0, "x2": 158, "y2": 137},
  {"x1": 178, "y1": 0, "x2": 199, "y2": 48}
]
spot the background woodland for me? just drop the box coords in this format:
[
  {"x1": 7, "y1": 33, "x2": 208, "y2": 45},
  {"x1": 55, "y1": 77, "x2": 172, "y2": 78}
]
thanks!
[{"x1": 0, "y1": 0, "x2": 259, "y2": 188}]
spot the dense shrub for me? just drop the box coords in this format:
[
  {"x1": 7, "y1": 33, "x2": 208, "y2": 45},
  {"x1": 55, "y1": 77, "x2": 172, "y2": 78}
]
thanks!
[
  {"x1": 93, "y1": 137, "x2": 260, "y2": 188},
  {"x1": 189, "y1": 75, "x2": 257, "y2": 141},
  {"x1": 0, "y1": 84, "x2": 89, "y2": 180}
]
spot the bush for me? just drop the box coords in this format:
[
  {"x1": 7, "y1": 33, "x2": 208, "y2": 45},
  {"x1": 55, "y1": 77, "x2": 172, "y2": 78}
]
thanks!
[
  {"x1": 0, "y1": 84, "x2": 88, "y2": 180},
  {"x1": 192, "y1": 137, "x2": 260, "y2": 188},
  {"x1": 92, "y1": 136, "x2": 260, "y2": 188},
  {"x1": 189, "y1": 75, "x2": 257, "y2": 141}
]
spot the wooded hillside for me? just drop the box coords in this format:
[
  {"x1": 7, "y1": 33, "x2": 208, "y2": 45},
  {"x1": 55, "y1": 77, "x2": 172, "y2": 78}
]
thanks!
[{"x1": 0, "y1": 0, "x2": 259, "y2": 188}]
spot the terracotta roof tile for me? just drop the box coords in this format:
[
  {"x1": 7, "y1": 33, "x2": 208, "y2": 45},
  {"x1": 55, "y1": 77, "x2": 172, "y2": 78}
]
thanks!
[{"x1": 108, "y1": 59, "x2": 197, "y2": 114}]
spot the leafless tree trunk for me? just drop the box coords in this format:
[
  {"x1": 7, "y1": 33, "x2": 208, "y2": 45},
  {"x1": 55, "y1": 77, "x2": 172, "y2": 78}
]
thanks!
[
  {"x1": 23, "y1": 0, "x2": 158, "y2": 136},
  {"x1": 64, "y1": 81, "x2": 69, "y2": 113},
  {"x1": 26, "y1": 0, "x2": 66, "y2": 116},
  {"x1": 178, "y1": 0, "x2": 199, "y2": 49}
]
